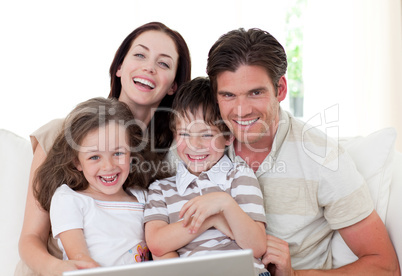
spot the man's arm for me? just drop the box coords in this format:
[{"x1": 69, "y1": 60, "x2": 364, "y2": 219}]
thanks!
[
  {"x1": 332, "y1": 210, "x2": 400, "y2": 275},
  {"x1": 262, "y1": 211, "x2": 400, "y2": 276}
]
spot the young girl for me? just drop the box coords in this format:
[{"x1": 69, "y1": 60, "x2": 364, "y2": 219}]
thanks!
[
  {"x1": 33, "y1": 97, "x2": 152, "y2": 267},
  {"x1": 18, "y1": 22, "x2": 191, "y2": 275}
]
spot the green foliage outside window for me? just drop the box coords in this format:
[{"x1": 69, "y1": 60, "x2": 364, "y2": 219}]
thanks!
[{"x1": 285, "y1": 0, "x2": 306, "y2": 117}]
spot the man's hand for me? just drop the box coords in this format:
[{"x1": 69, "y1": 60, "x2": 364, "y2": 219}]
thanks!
[{"x1": 262, "y1": 234, "x2": 295, "y2": 276}]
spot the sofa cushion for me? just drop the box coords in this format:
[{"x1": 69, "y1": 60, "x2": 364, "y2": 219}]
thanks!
[
  {"x1": 331, "y1": 127, "x2": 397, "y2": 268},
  {"x1": 0, "y1": 129, "x2": 33, "y2": 275},
  {"x1": 385, "y1": 150, "x2": 402, "y2": 269}
]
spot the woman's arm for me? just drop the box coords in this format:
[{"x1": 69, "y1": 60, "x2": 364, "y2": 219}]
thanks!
[
  {"x1": 18, "y1": 144, "x2": 95, "y2": 275},
  {"x1": 180, "y1": 192, "x2": 267, "y2": 258}
]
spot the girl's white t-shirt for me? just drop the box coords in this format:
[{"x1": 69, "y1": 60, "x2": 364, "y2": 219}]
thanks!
[{"x1": 50, "y1": 184, "x2": 148, "y2": 266}]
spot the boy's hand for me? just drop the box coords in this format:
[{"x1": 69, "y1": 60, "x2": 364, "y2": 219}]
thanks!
[{"x1": 179, "y1": 192, "x2": 233, "y2": 233}]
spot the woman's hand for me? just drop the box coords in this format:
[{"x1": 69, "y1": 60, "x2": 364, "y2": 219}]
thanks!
[{"x1": 44, "y1": 258, "x2": 99, "y2": 276}]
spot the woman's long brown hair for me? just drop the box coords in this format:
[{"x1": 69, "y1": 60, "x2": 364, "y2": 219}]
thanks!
[{"x1": 108, "y1": 22, "x2": 191, "y2": 156}]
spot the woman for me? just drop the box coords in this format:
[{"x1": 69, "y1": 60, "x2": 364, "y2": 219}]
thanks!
[{"x1": 17, "y1": 22, "x2": 191, "y2": 276}]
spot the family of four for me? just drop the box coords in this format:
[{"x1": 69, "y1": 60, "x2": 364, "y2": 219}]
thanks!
[{"x1": 17, "y1": 22, "x2": 399, "y2": 276}]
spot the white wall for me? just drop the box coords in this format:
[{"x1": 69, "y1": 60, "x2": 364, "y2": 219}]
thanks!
[
  {"x1": 1, "y1": 0, "x2": 401, "y2": 150},
  {"x1": 303, "y1": 0, "x2": 402, "y2": 150},
  {"x1": 0, "y1": 0, "x2": 288, "y2": 140}
]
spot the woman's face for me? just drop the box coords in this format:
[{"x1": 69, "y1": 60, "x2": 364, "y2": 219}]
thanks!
[{"x1": 116, "y1": 30, "x2": 179, "y2": 110}]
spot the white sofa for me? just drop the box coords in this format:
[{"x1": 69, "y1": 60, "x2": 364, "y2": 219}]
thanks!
[{"x1": 1, "y1": 128, "x2": 401, "y2": 275}]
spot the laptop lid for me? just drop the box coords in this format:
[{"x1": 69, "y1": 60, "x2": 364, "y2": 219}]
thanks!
[{"x1": 63, "y1": 249, "x2": 255, "y2": 276}]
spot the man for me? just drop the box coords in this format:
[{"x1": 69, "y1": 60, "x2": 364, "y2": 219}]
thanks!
[{"x1": 206, "y1": 28, "x2": 400, "y2": 275}]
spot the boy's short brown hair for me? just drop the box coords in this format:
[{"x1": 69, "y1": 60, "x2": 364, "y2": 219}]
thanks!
[{"x1": 170, "y1": 77, "x2": 230, "y2": 137}]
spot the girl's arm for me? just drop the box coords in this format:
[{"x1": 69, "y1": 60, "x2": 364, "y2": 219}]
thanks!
[
  {"x1": 180, "y1": 192, "x2": 266, "y2": 258},
  {"x1": 58, "y1": 229, "x2": 99, "y2": 267},
  {"x1": 18, "y1": 144, "x2": 96, "y2": 275},
  {"x1": 145, "y1": 212, "x2": 233, "y2": 258}
]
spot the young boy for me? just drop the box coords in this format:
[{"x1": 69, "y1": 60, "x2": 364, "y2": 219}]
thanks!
[{"x1": 144, "y1": 77, "x2": 270, "y2": 276}]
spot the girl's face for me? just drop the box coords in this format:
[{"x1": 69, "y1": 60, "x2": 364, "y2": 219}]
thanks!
[
  {"x1": 116, "y1": 30, "x2": 179, "y2": 110},
  {"x1": 75, "y1": 122, "x2": 131, "y2": 201}
]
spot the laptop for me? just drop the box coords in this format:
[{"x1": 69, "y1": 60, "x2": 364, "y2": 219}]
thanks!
[{"x1": 63, "y1": 249, "x2": 256, "y2": 276}]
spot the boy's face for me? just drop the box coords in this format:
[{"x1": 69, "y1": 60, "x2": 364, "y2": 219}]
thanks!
[{"x1": 174, "y1": 108, "x2": 232, "y2": 176}]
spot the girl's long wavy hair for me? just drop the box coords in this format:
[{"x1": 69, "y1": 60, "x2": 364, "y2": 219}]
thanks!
[
  {"x1": 33, "y1": 97, "x2": 150, "y2": 212},
  {"x1": 109, "y1": 22, "x2": 191, "y2": 156}
]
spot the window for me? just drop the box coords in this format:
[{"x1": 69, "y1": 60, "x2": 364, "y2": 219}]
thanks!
[{"x1": 285, "y1": 0, "x2": 307, "y2": 118}]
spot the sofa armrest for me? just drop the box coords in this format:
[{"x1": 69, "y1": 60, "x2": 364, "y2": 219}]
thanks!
[
  {"x1": 0, "y1": 129, "x2": 33, "y2": 275},
  {"x1": 332, "y1": 128, "x2": 397, "y2": 268},
  {"x1": 385, "y1": 150, "x2": 402, "y2": 267}
]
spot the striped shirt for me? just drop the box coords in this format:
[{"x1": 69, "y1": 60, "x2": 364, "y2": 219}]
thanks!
[
  {"x1": 144, "y1": 155, "x2": 267, "y2": 273},
  {"x1": 228, "y1": 108, "x2": 374, "y2": 270}
]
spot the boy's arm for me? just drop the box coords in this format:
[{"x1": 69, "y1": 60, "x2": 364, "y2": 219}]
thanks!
[
  {"x1": 151, "y1": 251, "x2": 179, "y2": 260},
  {"x1": 180, "y1": 192, "x2": 267, "y2": 258},
  {"x1": 145, "y1": 213, "x2": 232, "y2": 258},
  {"x1": 145, "y1": 220, "x2": 190, "y2": 257},
  {"x1": 58, "y1": 229, "x2": 100, "y2": 267},
  {"x1": 219, "y1": 193, "x2": 266, "y2": 258}
]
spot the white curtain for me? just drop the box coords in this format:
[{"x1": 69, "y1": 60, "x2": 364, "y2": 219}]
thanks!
[{"x1": 303, "y1": 0, "x2": 402, "y2": 150}]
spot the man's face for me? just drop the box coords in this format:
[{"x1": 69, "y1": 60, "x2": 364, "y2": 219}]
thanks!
[{"x1": 216, "y1": 65, "x2": 286, "y2": 149}]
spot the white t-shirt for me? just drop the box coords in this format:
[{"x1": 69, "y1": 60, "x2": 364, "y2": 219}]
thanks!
[{"x1": 50, "y1": 184, "x2": 148, "y2": 266}]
